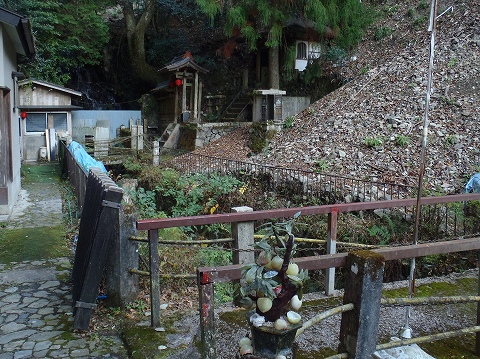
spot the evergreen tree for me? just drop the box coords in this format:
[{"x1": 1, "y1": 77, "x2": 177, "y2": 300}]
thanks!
[
  {"x1": 196, "y1": 0, "x2": 371, "y2": 88},
  {"x1": 1, "y1": 0, "x2": 111, "y2": 85}
]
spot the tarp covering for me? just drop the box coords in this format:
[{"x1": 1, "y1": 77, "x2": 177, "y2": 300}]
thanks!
[
  {"x1": 466, "y1": 173, "x2": 480, "y2": 193},
  {"x1": 67, "y1": 141, "x2": 107, "y2": 174}
]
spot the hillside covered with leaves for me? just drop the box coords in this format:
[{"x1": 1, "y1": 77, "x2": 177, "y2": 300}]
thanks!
[{"x1": 198, "y1": 0, "x2": 479, "y2": 194}]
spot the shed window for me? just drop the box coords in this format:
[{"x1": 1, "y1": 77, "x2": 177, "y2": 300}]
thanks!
[
  {"x1": 296, "y1": 42, "x2": 307, "y2": 60},
  {"x1": 25, "y1": 112, "x2": 67, "y2": 132}
]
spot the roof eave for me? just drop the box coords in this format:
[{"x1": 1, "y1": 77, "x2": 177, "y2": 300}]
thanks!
[{"x1": 0, "y1": 7, "x2": 35, "y2": 58}]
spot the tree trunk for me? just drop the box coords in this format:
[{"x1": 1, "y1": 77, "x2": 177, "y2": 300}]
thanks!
[
  {"x1": 261, "y1": 234, "x2": 298, "y2": 322},
  {"x1": 268, "y1": 46, "x2": 280, "y2": 89},
  {"x1": 122, "y1": 0, "x2": 161, "y2": 85}
]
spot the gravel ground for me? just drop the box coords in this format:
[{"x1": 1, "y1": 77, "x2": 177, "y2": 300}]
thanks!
[{"x1": 197, "y1": 269, "x2": 480, "y2": 359}]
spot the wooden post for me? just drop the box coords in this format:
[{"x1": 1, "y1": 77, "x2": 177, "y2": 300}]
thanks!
[
  {"x1": 476, "y1": 254, "x2": 480, "y2": 355},
  {"x1": 174, "y1": 84, "x2": 179, "y2": 122},
  {"x1": 149, "y1": 229, "x2": 161, "y2": 327},
  {"x1": 193, "y1": 72, "x2": 199, "y2": 120},
  {"x1": 153, "y1": 141, "x2": 159, "y2": 166},
  {"x1": 198, "y1": 82, "x2": 203, "y2": 123},
  {"x1": 198, "y1": 271, "x2": 216, "y2": 359},
  {"x1": 182, "y1": 74, "x2": 187, "y2": 113},
  {"x1": 325, "y1": 209, "x2": 338, "y2": 295},
  {"x1": 338, "y1": 250, "x2": 385, "y2": 359},
  {"x1": 231, "y1": 206, "x2": 255, "y2": 266}
]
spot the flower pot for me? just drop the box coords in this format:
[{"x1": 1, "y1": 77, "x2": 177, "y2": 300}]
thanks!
[{"x1": 247, "y1": 312, "x2": 301, "y2": 358}]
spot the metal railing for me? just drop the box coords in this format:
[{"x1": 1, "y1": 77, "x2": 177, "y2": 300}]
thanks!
[{"x1": 168, "y1": 152, "x2": 417, "y2": 203}]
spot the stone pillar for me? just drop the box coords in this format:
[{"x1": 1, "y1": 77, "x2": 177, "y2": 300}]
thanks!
[
  {"x1": 231, "y1": 206, "x2": 255, "y2": 265},
  {"x1": 338, "y1": 250, "x2": 385, "y2": 358},
  {"x1": 131, "y1": 125, "x2": 138, "y2": 150},
  {"x1": 105, "y1": 203, "x2": 139, "y2": 308},
  {"x1": 137, "y1": 124, "x2": 144, "y2": 151},
  {"x1": 153, "y1": 141, "x2": 159, "y2": 166}
]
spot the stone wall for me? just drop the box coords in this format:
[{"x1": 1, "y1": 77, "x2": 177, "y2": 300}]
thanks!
[{"x1": 194, "y1": 122, "x2": 251, "y2": 149}]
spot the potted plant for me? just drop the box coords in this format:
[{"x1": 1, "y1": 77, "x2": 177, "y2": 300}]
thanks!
[{"x1": 235, "y1": 212, "x2": 308, "y2": 358}]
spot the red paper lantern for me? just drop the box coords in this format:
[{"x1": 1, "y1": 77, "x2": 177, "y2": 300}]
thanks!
[
  {"x1": 20, "y1": 112, "x2": 27, "y2": 119},
  {"x1": 175, "y1": 79, "x2": 182, "y2": 87}
]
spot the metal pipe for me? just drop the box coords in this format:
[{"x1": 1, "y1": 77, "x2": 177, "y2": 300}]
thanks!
[{"x1": 404, "y1": 0, "x2": 438, "y2": 339}]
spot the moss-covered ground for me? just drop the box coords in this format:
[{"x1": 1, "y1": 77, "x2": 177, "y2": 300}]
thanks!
[{"x1": 0, "y1": 225, "x2": 68, "y2": 262}]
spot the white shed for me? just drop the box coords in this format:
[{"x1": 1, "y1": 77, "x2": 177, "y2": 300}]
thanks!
[{"x1": 18, "y1": 79, "x2": 82, "y2": 161}]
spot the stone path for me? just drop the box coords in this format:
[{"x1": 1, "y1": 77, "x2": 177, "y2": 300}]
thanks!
[
  {"x1": 0, "y1": 163, "x2": 129, "y2": 358},
  {"x1": 0, "y1": 258, "x2": 128, "y2": 359}
]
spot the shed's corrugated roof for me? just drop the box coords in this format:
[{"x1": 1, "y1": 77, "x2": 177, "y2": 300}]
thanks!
[{"x1": 18, "y1": 79, "x2": 82, "y2": 97}]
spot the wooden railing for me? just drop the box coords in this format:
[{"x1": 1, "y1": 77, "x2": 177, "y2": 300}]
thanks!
[{"x1": 137, "y1": 192, "x2": 480, "y2": 358}]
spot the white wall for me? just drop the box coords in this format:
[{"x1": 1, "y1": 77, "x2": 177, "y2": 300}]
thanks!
[
  {"x1": 0, "y1": 25, "x2": 22, "y2": 215},
  {"x1": 72, "y1": 110, "x2": 142, "y2": 143}
]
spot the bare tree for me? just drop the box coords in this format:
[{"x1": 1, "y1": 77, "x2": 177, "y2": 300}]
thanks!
[{"x1": 121, "y1": 0, "x2": 162, "y2": 84}]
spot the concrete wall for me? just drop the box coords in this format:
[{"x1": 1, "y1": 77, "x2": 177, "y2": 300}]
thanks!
[
  {"x1": 0, "y1": 26, "x2": 22, "y2": 215},
  {"x1": 24, "y1": 135, "x2": 47, "y2": 162},
  {"x1": 282, "y1": 96, "x2": 311, "y2": 119},
  {"x1": 71, "y1": 110, "x2": 142, "y2": 143}
]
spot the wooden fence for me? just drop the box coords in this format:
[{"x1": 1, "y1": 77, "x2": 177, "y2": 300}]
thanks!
[
  {"x1": 137, "y1": 192, "x2": 480, "y2": 358},
  {"x1": 71, "y1": 168, "x2": 123, "y2": 329},
  {"x1": 60, "y1": 140, "x2": 140, "y2": 312},
  {"x1": 60, "y1": 139, "x2": 480, "y2": 355}
]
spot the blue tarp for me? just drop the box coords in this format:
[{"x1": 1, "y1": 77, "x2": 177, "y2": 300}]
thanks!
[
  {"x1": 67, "y1": 141, "x2": 107, "y2": 174},
  {"x1": 465, "y1": 173, "x2": 480, "y2": 193}
]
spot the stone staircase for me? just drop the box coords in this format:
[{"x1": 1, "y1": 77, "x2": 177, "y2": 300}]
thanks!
[
  {"x1": 158, "y1": 123, "x2": 178, "y2": 149},
  {"x1": 219, "y1": 91, "x2": 252, "y2": 122}
]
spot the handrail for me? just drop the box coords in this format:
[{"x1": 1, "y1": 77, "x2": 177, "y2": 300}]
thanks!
[
  {"x1": 197, "y1": 236, "x2": 480, "y2": 284},
  {"x1": 168, "y1": 152, "x2": 417, "y2": 201},
  {"x1": 136, "y1": 192, "x2": 480, "y2": 357},
  {"x1": 218, "y1": 89, "x2": 251, "y2": 122},
  {"x1": 137, "y1": 192, "x2": 480, "y2": 230},
  {"x1": 197, "y1": 237, "x2": 480, "y2": 359}
]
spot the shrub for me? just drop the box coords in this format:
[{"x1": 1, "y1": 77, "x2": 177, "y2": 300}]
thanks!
[
  {"x1": 374, "y1": 26, "x2": 393, "y2": 41},
  {"x1": 284, "y1": 116, "x2": 295, "y2": 128},
  {"x1": 363, "y1": 136, "x2": 383, "y2": 148},
  {"x1": 395, "y1": 135, "x2": 410, "y2": 147}
]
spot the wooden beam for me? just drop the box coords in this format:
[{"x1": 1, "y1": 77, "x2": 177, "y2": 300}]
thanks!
[
  {"x1": 197, "y1": 237, "x2": 480, "y2": 284},
  {"x1": 137, "y1": 193, "x2": 480, "y2": 231}
]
